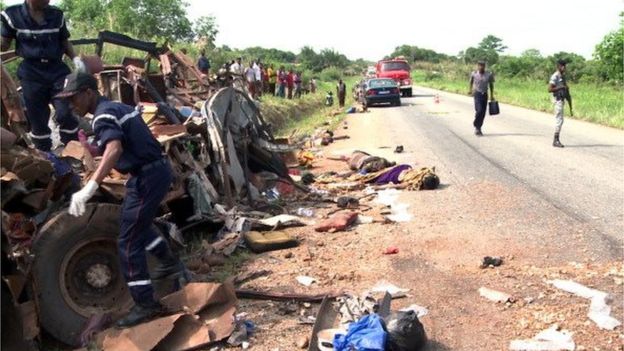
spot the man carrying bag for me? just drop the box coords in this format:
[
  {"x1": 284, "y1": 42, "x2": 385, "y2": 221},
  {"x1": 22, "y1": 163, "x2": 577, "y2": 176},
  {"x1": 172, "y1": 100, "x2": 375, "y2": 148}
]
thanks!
[{"x1": 468, "y1": 60, "x2": 495, "y2": 136}]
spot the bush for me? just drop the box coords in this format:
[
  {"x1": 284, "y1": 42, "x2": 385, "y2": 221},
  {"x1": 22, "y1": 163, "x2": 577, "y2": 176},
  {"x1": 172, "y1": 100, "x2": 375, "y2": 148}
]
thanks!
[{"x1": 319, "y1": 66, "x2": 343, "y2": 82}]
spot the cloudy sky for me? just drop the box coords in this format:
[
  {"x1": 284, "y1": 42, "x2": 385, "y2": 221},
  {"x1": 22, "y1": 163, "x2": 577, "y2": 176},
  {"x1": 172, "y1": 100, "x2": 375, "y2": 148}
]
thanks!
[
  {"x1": 4, "y1": 0, "x2": 621, "y2": 60},
  {"x1": 187, "y1": 0, "x2": 621, "y2": 60}
]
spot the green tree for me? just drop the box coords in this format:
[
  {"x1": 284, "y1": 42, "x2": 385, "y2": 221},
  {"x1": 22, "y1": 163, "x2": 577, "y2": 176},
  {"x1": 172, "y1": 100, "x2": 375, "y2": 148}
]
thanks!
[
  {"x1": 194, "y1": 15, "x2": 218, "y2": 50},
  {"x1": 60, "y1": 0, "x2": 193, "y2": 43},
  {"x1": 478, "y1": 35, "x2": 507, "y2": 53},
  {"x1": 593, "y1": 14, "x2": 624, "y2": 82},
  {"x1": 463, "y1": 46, "x2": 498, "y2": 65}
]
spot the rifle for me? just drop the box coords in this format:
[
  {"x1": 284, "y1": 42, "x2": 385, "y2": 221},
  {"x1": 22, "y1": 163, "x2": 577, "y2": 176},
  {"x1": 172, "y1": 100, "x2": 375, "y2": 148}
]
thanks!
[{"x1": 561, "y1": 76, "x2": 574, "y2": 117}]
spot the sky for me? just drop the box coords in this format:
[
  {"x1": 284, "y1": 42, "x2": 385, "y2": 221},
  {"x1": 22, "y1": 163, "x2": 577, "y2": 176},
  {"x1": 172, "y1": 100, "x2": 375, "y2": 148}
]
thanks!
[
  {"x1": 4, "y1": 0, "x2": 622, "y2": 60},
  {"x1": 187, "y1": 0, "x2": 621, "y2": 60}
]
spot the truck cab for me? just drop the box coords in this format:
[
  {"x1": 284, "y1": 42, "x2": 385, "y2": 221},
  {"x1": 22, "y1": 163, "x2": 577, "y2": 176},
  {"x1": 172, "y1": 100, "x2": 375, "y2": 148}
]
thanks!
[{"x1": 376, "y1": 57, "x2": 412, "y2": 97}]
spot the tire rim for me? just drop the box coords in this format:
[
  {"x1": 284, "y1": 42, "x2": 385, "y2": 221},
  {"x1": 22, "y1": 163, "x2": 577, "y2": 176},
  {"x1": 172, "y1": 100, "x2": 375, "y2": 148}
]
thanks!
[{"x1": 59, "y1": 237, "x2": 131, "y2": 317}]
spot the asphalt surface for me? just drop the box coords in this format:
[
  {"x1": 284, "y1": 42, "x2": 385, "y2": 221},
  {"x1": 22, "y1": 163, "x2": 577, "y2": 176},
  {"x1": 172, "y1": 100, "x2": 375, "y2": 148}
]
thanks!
[{"x1": 362, "y1": 86, "x2": 624, "y2": 260}]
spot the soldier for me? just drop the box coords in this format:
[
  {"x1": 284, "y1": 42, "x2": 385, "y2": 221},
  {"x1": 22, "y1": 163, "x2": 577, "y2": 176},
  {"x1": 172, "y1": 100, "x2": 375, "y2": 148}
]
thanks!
[
  {"x1": 468, "y1": 60, "x2": 495, "y2": 136},
  {"x1": 1, "y1": 0, "x2": 86, "y2": 151},
  {"x1": 57, "y1": 72, "x2": 187, "y2": 328},
  {"x1": 548, "y1": 60, "x2": 571, "y2": 148}
]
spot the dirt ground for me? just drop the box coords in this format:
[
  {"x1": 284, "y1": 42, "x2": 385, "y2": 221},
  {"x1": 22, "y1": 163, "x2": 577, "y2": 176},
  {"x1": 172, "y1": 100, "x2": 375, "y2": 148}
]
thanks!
[{"x1": 206, "y1": 109, "x2": 623, "y2": 350}]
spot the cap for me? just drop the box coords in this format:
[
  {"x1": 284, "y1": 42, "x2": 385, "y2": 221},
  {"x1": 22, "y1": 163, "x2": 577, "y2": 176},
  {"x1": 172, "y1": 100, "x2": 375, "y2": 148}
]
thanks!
[
  {"x1": 55, "y1": 72, "x2": 98, "y2": 99},
  {"x1": 557, "y1": 59, "x2": 567, "y2": 66}
]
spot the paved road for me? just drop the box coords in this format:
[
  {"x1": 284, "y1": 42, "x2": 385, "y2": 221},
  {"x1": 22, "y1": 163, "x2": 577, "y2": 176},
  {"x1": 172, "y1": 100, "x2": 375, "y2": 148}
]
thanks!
[
  {"x1": 359, "y1": 86, "x2": 624, "y2": 259},
  {"x1": 327, "y1": 87, "x2": 624, "y2": 349}
]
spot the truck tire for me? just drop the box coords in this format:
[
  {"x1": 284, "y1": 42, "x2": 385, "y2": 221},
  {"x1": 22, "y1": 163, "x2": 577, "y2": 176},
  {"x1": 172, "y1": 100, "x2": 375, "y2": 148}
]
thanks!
[
  {"x1": 406, "y1": 88, "x2": 413, "y2": 97},
  {"x1": 32, "y1": 203, "x2": 132, "y2": 346}
]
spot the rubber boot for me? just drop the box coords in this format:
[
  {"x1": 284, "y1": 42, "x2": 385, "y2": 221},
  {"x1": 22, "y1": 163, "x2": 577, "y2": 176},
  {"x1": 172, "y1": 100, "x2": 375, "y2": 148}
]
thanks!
[
  {"x1": 151, "y1": 245, "x2": 189, "y2": 287},
  {"x1": 553, "y1": 133, "x2": 564, "y2": 148},
  {"x1": 115, "y1": 301, "x2": 163, "y2": 328}
]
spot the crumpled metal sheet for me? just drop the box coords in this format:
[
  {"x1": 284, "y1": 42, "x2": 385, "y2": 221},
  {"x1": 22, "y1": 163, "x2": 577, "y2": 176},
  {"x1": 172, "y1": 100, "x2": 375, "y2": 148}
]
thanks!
[{"x1": 96, "y1": 282, "x2": 237, "y2": 351}]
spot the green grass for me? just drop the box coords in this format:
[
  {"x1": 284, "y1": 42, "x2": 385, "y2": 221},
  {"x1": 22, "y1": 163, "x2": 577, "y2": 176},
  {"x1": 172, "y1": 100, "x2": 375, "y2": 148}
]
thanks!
[
  {"x1": 269, "y1": 77, "x2": 359, "y2": 137},
  {"x1": 411, "y1": 69, "x2": 624, "y2": 129}
]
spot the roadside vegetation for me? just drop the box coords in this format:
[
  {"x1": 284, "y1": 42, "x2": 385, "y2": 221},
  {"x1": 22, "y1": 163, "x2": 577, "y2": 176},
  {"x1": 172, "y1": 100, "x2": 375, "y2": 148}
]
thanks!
[
  {"x1": 411, "y1": 62, "x2": 623, "y2": 128},
  {"x1": 387, "y1": 15, "x2": 623, "y2": 128}
]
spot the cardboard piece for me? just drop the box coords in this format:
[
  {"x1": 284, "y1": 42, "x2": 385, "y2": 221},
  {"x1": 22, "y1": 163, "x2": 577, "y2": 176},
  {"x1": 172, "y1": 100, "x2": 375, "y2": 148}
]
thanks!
[{"x1": 98, "y1": 283, "x2": 237, "y2": 351}]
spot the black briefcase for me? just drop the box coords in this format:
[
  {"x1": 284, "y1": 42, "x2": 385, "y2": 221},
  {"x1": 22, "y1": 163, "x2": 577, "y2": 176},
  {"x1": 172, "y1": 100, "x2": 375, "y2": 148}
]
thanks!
[{"x1": 489, "y1": 100, "x2": 500, "y2": 116}]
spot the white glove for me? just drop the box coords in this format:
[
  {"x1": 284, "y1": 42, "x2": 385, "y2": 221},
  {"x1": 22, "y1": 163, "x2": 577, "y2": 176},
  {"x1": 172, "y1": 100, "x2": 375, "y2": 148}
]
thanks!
[
  {"x1": 69, "y1": 180, "x2": 98, "y2": 217},
  {"x1": 73, "y1": 56, "x2": 87, "y2": 73}
]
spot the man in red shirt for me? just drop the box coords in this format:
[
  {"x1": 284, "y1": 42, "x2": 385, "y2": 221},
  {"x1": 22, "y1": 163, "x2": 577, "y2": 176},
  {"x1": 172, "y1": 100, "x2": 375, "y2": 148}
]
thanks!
[{"x1": 286, "y1": 70, "x2": 294, "y2": 99}]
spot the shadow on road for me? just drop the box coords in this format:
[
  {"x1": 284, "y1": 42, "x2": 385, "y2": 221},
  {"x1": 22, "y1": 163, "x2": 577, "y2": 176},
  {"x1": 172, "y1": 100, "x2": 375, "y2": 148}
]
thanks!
[
  {"x1": 483, "y1": 133, "x2": 539, "y2": 137},
  {"x1": 563, "y1": 144, "x2": 621, "y2": 148},
  {"x1": 411, "y1": 94, "x2": 436, "y2": 98}
]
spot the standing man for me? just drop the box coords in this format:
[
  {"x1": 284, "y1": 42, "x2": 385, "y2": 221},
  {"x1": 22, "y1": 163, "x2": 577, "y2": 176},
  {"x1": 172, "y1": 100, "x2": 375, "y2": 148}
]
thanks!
[
  {"x1": 468, "y1": 60, "x2": 495, "y2": 136},
  {"x1": 286, "y1": 69, "x2": 294, "y2": 99},
  {"x1": 337, "y1": 79, "x2": 347, "y2": 107},
  {"x1": 1, "y1": 0, "x2": 86, "y2": 151},
  {"x1": 277, "y1": 66, "x2": 287, "y2": 98},
  {"x1": 293, "y1": 71, "x2": 302, "y2": 98},
  {"x1": 230, "y1": 57, "x2": 244, "y2": 89},
  {"x1": 548, "y1": 60, "x2": 571, "y2": 148},
  {"x1": 197, "y1": 50, "x2": 210, "y2": 75},
  {"x1": 245, "y1": 61, "x2": 256, "y2": 98},
  {"x1": 58, "y1": 72, "x2": 187, "y2": 328},
  {"x1": 267, "y1": 64, "x2": 276, "y2": 95},
  {"x1": 253, "y1": 60, "x2": 262, "y2": 97}
]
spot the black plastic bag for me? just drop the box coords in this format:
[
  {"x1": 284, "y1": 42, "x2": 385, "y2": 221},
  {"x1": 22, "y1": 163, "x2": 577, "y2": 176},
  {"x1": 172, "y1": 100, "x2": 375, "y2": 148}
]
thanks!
[
  {"x1": 384, "y1": 311, "x2": 427, "y2": 351},
  {"x1": 489, "y1": 100, "x2": 500, "y2": 116}
]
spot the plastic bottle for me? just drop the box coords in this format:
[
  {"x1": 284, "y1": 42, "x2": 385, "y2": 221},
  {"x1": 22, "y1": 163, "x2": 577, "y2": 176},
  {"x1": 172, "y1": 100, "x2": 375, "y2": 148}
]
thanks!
[{"x1": 296, "y1": 208, "x2": 315, "y2": 217}]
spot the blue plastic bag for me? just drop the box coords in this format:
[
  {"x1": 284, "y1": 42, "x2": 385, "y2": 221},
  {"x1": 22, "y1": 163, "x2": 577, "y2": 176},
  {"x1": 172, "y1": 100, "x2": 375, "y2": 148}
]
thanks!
[{"x1": 334, "y1": 314, "x2": 387, "y2": 351}]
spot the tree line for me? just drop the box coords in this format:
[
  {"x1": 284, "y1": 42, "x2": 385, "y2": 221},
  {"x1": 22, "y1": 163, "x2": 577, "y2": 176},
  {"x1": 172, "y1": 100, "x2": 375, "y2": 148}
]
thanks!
[
  {"x1": 4, "y1": 0, "x2": 365, "y2": 78},
  {"x1": 386, "y1": 15, "x2": 623, "y2": 84}
]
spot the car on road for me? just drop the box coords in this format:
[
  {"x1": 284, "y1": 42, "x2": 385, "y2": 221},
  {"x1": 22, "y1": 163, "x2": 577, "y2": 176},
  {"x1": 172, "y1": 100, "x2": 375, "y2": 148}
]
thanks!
[{"x1": 362, "y1": 78, "x2": 401, "y2": 107}]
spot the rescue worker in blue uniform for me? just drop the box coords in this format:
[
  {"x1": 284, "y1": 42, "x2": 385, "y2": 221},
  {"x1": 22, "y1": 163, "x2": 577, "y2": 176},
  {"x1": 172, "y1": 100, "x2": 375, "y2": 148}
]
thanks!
[
  {"x1": 57, "y1": 72, "x2": 187, "y2": 328},
  {"x1": 1, "y1": 0, "x2": 85, "y2": 151}
]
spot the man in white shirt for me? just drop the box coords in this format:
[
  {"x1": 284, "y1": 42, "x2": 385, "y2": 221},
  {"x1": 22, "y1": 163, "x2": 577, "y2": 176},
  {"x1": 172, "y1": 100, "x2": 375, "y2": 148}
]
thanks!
[
  {"x1": 245, "y1": 62, "x2": 257, "y2": 98},
  {"x1": 230, "y1": 57, "x2": 244, "y2": 89},
  {"x1": 253, "y1": 60, "x2": 262, "y2": 97}
]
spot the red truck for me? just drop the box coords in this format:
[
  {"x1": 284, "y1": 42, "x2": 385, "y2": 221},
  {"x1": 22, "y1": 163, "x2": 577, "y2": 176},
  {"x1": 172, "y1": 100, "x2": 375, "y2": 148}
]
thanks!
[{"x1": 376, "y1": 57, "x2": 412, "y2": 97}]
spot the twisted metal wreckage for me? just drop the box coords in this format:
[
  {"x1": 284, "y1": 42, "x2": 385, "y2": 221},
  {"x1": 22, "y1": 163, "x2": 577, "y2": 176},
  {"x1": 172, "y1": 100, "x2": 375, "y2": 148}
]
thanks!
[{"x1": 1, "y1": 31, "x2": 302, "y2": 349}]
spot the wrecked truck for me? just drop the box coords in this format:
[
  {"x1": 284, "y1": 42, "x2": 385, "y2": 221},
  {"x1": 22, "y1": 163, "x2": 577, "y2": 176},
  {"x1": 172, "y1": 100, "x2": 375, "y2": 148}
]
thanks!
[{"x1": 1, "y1": 31, "x2": 296, "y2": 348}]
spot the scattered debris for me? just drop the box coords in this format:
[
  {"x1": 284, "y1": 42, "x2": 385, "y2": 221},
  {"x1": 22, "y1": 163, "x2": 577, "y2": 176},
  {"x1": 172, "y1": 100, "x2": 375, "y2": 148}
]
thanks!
[
  {"x1": 382, "y1": 246, "x2": 399, "y2": 255},
  {"x1": 509, "y1": 325, "x2": 575, "y2": 351},
  {"x1": 480, "y1": 256, "x2": 503, "y2": 269},
  {"x1": 336, "y1": 196, "x2": 359, "y2": 209},
  {"x1": 333, "y1": 314, "x2": 387, "y2": 351},
  {"x1": 243, "y1": 231, "x2": 298, "y2": 253},
  {"x1": 548, "y1": 279, "x2": 622, "y2": 330},
  {"x1": 384, "y1": 310, "x2": 427, "y2": 351},
  {"x1": 400, "y1": 304, "x2": 429, "y2": 318},
  {"x1": 296, "y1": 335, "x2": 310, "y2": 348},
  {"x1": 315, "y1": 211, "x2": 358, "y2": 232},
  {"x1": 478, "y1": 287, "x2": 514, "y2": 303},
  {"x1": 393, "y1": 145, "x2": 404, "y2": 154},
  {"x1": 97, "y1": 282, "x2": 237, "y2": 351},
  {"x1": 297, "y1": 207, "x2": 316, "y2": 217},
  {"x1": 371, "y1": 281, "x2": 410, "y2": 299},
  {"x1": 296, "y1": 276, "x2": 318, "y2": 287}
]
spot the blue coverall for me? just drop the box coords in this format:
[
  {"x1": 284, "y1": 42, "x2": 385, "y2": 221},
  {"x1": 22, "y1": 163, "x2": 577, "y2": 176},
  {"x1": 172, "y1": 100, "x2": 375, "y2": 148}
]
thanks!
[
  {"x1": 93, "y1": 96, "x2": 175, "y2": 305},
  {"x1": 1, "y1": 3, "x2": 78, "y2": 151}
]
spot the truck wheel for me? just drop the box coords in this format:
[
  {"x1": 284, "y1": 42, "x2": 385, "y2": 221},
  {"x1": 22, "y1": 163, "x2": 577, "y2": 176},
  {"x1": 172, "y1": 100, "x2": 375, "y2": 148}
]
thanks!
[
  {"x1": 406, "y1": 88, "x2": 413, "y2": 97},
  {"x1": 32, "y1": 203, "x2": 132, "y2": 346}
]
